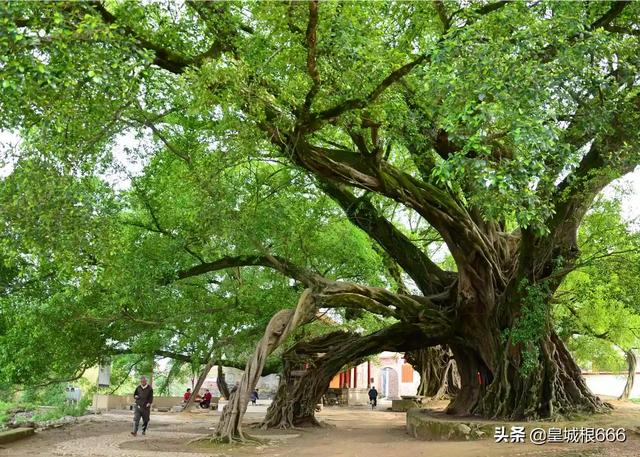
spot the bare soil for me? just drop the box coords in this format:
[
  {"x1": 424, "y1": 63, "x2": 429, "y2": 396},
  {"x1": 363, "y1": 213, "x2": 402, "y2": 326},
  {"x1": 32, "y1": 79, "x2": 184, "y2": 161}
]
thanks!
[{"x1": 0, "y1": 400, "x2": 638, "y2": 457}]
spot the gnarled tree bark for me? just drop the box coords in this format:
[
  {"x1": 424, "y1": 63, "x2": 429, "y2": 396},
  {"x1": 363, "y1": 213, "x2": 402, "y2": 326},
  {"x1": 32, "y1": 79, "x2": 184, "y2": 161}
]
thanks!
[{"x1": 405, "y1": 346, "x2": 459, "y2": 399}]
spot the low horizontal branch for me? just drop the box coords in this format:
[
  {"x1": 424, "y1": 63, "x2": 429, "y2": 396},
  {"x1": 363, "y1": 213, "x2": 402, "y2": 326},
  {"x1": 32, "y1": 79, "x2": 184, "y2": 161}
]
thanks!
[{"x1": 175, "y1": 254, "x2": 322, "y2": 287}]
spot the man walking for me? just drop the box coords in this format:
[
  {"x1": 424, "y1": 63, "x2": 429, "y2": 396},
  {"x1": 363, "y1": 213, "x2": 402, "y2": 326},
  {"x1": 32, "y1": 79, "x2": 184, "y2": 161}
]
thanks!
[
  {"x1": 250, "y1": 388, "x2": 259, "y2": 406},
  {"x1": 132, "y1": 375, "x2": 153, "y2": 436},
  {"x1": 368, "y1": 385, "x2": 378, "y2": 408}
]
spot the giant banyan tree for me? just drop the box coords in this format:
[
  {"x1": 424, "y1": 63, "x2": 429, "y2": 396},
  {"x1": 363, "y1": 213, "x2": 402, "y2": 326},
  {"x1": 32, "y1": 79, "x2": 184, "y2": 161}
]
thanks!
[{"x1": 4, "y1": 0, "x2": 640, "y2": 442}]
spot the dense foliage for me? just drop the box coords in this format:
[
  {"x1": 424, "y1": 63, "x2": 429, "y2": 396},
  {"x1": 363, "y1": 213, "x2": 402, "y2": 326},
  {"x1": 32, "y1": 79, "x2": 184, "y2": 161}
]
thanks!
[
  {"x1": 1, "y1": 1, "x2": 640, "y2": 424},
  {"x1": 556, "y1": 199, "x2": 640, "y2": 379}
]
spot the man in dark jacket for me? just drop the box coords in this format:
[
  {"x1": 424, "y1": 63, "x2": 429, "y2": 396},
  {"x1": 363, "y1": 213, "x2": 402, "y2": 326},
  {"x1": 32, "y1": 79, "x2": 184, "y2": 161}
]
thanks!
[
  {"x1": 250, "y1": 389, "x2": 259, "y2": 405},
  {"x1": 368, "y1": 385, "x2": 378, "y2": 408},
  {"x1": 132, "y1": 375, "x2": 153, "y2": 436}
]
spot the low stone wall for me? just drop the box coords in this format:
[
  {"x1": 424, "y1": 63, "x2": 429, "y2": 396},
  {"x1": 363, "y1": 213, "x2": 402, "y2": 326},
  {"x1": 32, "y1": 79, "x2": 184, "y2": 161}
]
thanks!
[
  {"x1": 92, "y1": 395, "x2": 131, "y2": 411},
  {"x1": 92, "y1": 395, "x2": 183, "y2": 411},
  {"x1": 346, "y1": 388, "x2": 370, "y2": 406},
  {"x1": 392, "y1": 399, "x2": 420, "y2": 412},
  {"x1": 0, "y1": 427, "x2": 35, "y2": 444},
  {"x1": 153, "y1": 396, "x2": 184, "y2": 409},
  {"x1": 406, "y1": 408, "x2": 495, "y2": 441}
]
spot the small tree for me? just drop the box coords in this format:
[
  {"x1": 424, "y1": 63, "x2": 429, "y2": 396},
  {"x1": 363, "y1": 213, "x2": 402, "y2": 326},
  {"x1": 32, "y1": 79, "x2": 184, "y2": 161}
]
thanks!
[{"x1": 555, "y1": 199, "x2": 640, "y2": 400}]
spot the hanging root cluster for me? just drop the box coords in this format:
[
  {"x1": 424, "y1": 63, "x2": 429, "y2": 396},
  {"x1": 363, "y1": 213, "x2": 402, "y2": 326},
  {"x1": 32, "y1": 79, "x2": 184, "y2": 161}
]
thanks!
[
  {"x1": 261, "y1": 330, "x2": 360, "y2": 429},
  {"x1": 209, "y1": 289, "x2": 317, "y2": 443},
  {"x1": 405, "y1": 346, "x2": 460, "y2": 400}
]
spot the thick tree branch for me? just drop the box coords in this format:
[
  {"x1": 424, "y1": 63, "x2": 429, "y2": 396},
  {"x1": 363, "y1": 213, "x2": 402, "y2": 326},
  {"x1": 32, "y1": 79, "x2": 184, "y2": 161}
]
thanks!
[
  {"x1": 302, "y1": 0, "x2": 321, "y2": 114},
  {"x1": 308, "y1": 54, "x2": 428, "y2": 127},
  {"x1": 319, "y1": 180, "x2": 454, "y2": 294},
  {"x1": 91, "y1": 2, "x2": 192, "y2": 74},
  {"x1": 286, "y1": 141, "x2": 505, "y2": 283},
  {"x1": 186, "y1": 1, "x2": 253, "y2": 55},
  {"x1": 549, "y1": 122, "x2": 638, "y2": 252},
  {"x1": 603, "y1": 24, "x2": 640, "y2": 37},
  {"x1": 319, "y1": 280, "x2": 455, "y2": 328},
  {"x1": 176, "y1": 254, "x2": 321, "y2": 287},
  {"x1": 92, "y1": 1, "x2": 246, "y2": 74},
  {"x1": 475, "y1": 1, "x2": 510, "y2": 16},
  {"x1": 591, "y1": 1, "x2": 630, "y2": 31},
  {"x1": 433, "y1": 1, "x2": 451, "y2": 33},
  {"x1": 518, "y1": 99, "x2": 640, "y2": 285},
  {"x1": 531, "y1": 2, "x2": 632, "y2": 65}
]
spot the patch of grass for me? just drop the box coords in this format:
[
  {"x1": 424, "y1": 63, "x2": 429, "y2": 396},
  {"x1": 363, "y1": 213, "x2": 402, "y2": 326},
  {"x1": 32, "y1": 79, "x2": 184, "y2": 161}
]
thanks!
[
  {"x1": 30, "y1": 399, "x2": 91, "y2": 424},
  {"x1": 8, "y1": 398, "x2": 92, "y2": 426},
  {"x1": 1, "y1": 381, "x2": 96, "y2": 429},
  {"x1": 630, "y1": 398, "x2": 640, "y2": 404}
]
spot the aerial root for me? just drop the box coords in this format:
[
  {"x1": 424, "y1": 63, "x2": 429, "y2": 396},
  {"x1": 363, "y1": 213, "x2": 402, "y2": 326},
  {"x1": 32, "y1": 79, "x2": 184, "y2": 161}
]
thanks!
[{"x1": 188, "y1": 432, "x2": 265, "y2": 446}]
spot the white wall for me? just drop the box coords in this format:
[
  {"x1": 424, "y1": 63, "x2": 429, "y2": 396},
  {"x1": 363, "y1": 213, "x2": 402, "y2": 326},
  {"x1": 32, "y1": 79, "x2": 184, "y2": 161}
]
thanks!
[{"x1": 584, "y1": 374, "x2": 639, "y2": 399}]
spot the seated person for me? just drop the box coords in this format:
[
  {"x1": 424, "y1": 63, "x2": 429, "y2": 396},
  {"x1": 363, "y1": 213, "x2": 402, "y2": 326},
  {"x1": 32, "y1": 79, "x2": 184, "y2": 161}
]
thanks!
[
  {"x1": 183, "y1": 388, "x2": 191, "y2": 403},
  {"x1": 199, "y1": 389, "x2": 212, "y2": 409}
]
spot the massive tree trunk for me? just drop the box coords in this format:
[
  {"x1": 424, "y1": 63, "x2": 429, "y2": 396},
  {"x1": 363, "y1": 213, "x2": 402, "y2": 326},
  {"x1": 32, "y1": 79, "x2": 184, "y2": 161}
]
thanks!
[
  {"x1": 262, "y1": 322, "x2": 442, "y2": 428},
  {"x1": 477, "y1": 331, "x2": 606, "y2": 419},
  {"x1": 446, "y1": 334, "x2": 607, "y2": 419},
  {"x1": 405, "y1": 346, "x2": 459, "y2": 399},
  {"x1": 444, "y1": 265, "x2": 609, "y2": 420},
  {"x1": 316, "y1": 169, "x2": 610, "y2": 419},
  {"x1": 619, "y1": 350, "x2": 637, "y2": 401}
]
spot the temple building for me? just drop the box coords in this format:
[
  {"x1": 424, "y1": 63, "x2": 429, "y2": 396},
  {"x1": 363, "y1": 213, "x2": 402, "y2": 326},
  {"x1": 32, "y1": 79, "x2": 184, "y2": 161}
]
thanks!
[{"x1": 326, "y1": 351, "x2": 420, "y2": 405}]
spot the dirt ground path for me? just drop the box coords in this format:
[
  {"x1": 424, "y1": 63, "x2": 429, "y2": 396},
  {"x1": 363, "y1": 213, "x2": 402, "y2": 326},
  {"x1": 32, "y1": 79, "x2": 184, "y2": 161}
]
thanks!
[{"x1": 1, "y1": 403, "x2": 638, "y2": 457}]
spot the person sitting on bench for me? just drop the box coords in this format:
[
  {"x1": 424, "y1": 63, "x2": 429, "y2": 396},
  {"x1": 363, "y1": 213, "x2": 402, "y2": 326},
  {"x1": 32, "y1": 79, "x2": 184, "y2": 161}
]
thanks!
[{"x1": 199, "y1": 389, "x2": 212, "y2": 409}]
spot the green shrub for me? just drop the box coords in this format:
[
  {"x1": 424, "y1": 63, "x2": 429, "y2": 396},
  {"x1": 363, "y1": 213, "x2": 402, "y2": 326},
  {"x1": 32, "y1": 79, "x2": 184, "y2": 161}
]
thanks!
[
  {"x1": 6, "y1": 380, "x2": 96, "y2": 426},
  {"x1": 0, "y1": 400, "x2": 11, "y2": 427}
]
